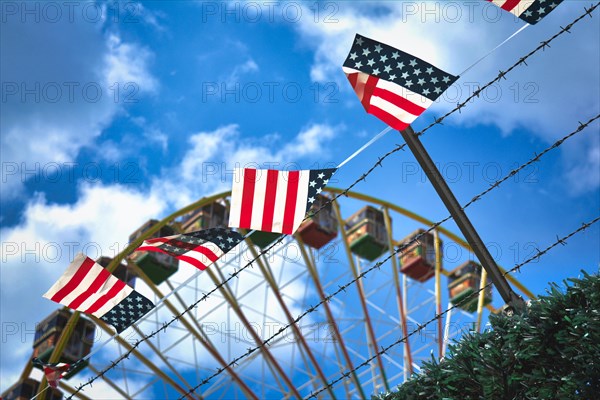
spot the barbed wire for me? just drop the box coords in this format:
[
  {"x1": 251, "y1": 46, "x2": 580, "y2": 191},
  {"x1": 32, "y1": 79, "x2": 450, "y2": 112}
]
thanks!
[
  {"x1": 174, "y1": 113, "x2": 598, "y2": 399},
  {"x1": 306, "y1": 215, "x2": 600, "y2": 398},
  {"x1": 309, "y1": 2, "x2": 599, "y2": 216},
  {"x1": 465, "y1": 114, "x2": 600, "y2": 208},
  {"x1": 66, "y1": 4, "x2": 599, "y2": 398}
]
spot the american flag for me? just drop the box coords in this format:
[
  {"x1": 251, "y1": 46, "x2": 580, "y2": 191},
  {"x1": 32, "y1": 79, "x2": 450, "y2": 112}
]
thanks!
[
  {"x1": 32, "y1": 358, "x2": 70, "y2": 388},
  {"x1": 135, "y1": 227, "x2": 243, "y2": 270},
  {"x1": 229, "y1": 168, "x2": 337, "y2": 235},
  {"x1": 343, "y1": 34, "x2": 458, "y2": 131},
  {"x1": 487, "y1": 0, "x2": 564, "y2": 24},
  {"x1": 43, "y1": 253, "x2": 154, "y2": 333}
]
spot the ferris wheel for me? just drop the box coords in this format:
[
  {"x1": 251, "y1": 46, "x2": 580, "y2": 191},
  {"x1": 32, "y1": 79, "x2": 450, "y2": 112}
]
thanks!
[{"x1": 11, "y1": 188, "x2": 534, "y2": 400}]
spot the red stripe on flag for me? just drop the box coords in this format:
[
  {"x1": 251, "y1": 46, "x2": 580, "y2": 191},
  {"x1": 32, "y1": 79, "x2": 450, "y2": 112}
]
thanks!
[
  {"x1": 347, "y1": 72, "x2": 358, "y2": 88},
  {"x1": 67, "y1": 268, "x2": 111, "y2": 309},
  {"x1": 177, "y1": 245, "x2": 220, "y2": 270},
  {"x1": 372, "y1": 87, "x2": 426, "y2": 116},
  {"x1": 361, "y1": 75, "x2": 379, "y2": 111},
  {"x1": 84, "y1": 279, "x2": 127, "y2": 314},
  {"x1": 189, "y1": 245, "x2": 220, "y2": 263},
  {"x1": 499, "y1": 0, "x2": 521, "y2": 11},
  {"x1": 144, "y1": 237, "x2": 170, "y2": 244},
  {"x1": 51, "y1": 257, "x2": 96, "y2": 303},
  {"x1": 282, "y1": 171, "x2": 300, "y2": 234},
  {"x1": 44, "y1": 367, "x2": 62, "y2": 388},
  {"x1": 369, "y1": 105, "x2": 410, "y2": 131},
  {"x1": 178, "y1": 254, "x2": 208, "y2": 270},
  {"x1": 239, "y1": 169, "x2": 256, "y2": 229},
  {"x1": 261, "y1": 169, "x2": 279, "y2": 232}
]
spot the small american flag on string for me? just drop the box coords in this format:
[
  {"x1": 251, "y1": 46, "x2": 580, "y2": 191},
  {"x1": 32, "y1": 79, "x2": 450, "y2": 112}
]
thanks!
[
  {"x1": 135, "y1": 227, "x2": 243, "y2": 270},
  {"x1": 32, "y1": 358, "x2": 70, "y2": 388},
  {"x1": 43, "y1": 253, "x2": 155, "y2": 333},
  {"x1": 487, "y1": 0, "x2": 564, "y2": 24},
  {"x1": 343, "y1": 34, "x2": 458, "y2": 131},
  {"x1": 229, "y1": 168, "x2": 337, "y2": 235}
]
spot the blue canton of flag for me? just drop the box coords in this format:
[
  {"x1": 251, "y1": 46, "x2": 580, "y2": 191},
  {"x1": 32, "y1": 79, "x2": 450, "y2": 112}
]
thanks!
[
  {"x1": 343, "y1": 34, "x2": 458, "y2": 131},
  {"x1": 100, "y1": 291, "x2": 155, "y2": 333}
]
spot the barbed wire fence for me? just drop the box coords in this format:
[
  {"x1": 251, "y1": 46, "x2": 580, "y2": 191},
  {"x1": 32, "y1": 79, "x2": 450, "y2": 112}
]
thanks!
[
  {"x1": 65, "y1": 3, "x2": 599, "y2": 398},
  {"x1": 305, "y1": 215, "x2": 600, "y2": 399},
  {"x1": 173, "y1": 114, "x2": 599, "y2": 400}
]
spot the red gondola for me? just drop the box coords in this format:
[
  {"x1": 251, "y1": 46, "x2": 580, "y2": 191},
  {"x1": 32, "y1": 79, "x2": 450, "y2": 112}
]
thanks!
[
  {"x1": 398, "y1": 229, "x2": 439, "y2": 282},
  {"x1": 297, "y1": 194, "x2": 338, "y2": 249}
]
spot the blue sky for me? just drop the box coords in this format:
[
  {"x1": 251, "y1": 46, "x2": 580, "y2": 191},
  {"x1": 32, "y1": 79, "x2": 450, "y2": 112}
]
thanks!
[{"x1": 1, "y1": 1, "x2": 599, "y2": 398}]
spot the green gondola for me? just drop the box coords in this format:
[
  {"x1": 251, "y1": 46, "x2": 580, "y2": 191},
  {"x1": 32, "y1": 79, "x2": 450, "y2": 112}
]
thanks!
[
  {"x1": 448, "y1": 261, "x2": 492, "y2": 312},
  {"x1": 248, "y1": 231, "x2": 283, "y2": 249},
  {"x1": 345, "y1": 206, "x2": 389, "y2": 261}
]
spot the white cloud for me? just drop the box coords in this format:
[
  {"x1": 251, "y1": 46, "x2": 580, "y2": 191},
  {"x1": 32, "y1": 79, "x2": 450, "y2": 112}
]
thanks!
[
  {"x1": 103, "y1": 34, "x2": 158, "y2": 94},
  {"x1": 280, "y1": 123, "x2": 339, "y2": 159},
  {"x1": 144, "y1": 127, "x2": 169, "y2": 152},
  {"x1": 134, "y1": 2, "x2": 169, "y2": 33},
  {"x1": 226, "y1": 59, "x2": 260, "y2": 83},
  {"x1": 156, "y1": 123, "x2": 341, "y2": 209},
  {"x1": 0, "y1": 15, "x2": 158, "y2": 202},
  {"x1": 1, "y1": 183, "x2": 165, "y2": 293}
]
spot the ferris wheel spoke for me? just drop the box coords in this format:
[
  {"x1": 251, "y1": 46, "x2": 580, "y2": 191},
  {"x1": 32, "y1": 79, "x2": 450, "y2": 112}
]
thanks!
[
  {"x1": 131, "y1": 376, "x2": 164, "y2": 399},
  {"x1": 203, "y1": 265, "x2": 302, "y2": 399},
  {"x1": 128, "y1": 262, "x2": 257, "y2": 400},
  {"x1": 245, "y1": 242, "x2": 337, "y2": 398},
  {"x1": 375, "y1": 206, "x2": 411, "y2": 371},
  {"x1": 165, "y1": 280, "x2": 219, "y2": 349},
  {"x1": 90, "y1": 318, "x2": 193, "y2": 398},
  {"x1": 298, "y1": 239, "x2": 367, "y2": 400},
  {"x1": 86, "y1": 362, "x2": 134, "y2": 399},
  {"x1": 333, "y1": 201, "x2": 391, "y2": 394},
  {"x1": 56, "y1": 380, "x2": 92, "y2": 400}
]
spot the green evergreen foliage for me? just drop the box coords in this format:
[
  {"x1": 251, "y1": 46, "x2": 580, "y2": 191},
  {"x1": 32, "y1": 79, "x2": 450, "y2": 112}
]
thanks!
[{"x1": 377, "y1": 271, "x2": 600, "y2": 400}]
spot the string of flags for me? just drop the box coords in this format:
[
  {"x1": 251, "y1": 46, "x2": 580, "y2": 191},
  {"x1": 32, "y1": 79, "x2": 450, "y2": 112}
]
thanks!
[
  {"x1": 31, "y1": 358, "x2": 70, "y2": 389},
  {"x1": 36, "y1": 0, "x2": 574, "y2": 391}
]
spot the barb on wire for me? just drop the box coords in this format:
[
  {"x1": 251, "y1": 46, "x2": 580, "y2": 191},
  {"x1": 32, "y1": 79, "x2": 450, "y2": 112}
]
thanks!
[
  {"x1": 65, "y1": 4, "x2": 598, "y2": 397},
  {"x1": 174, "y1": 113, "x2": 597, "y2": 399},
  {"x1": 306, "y1": 216, "x2": 600, "y2": 399}
]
